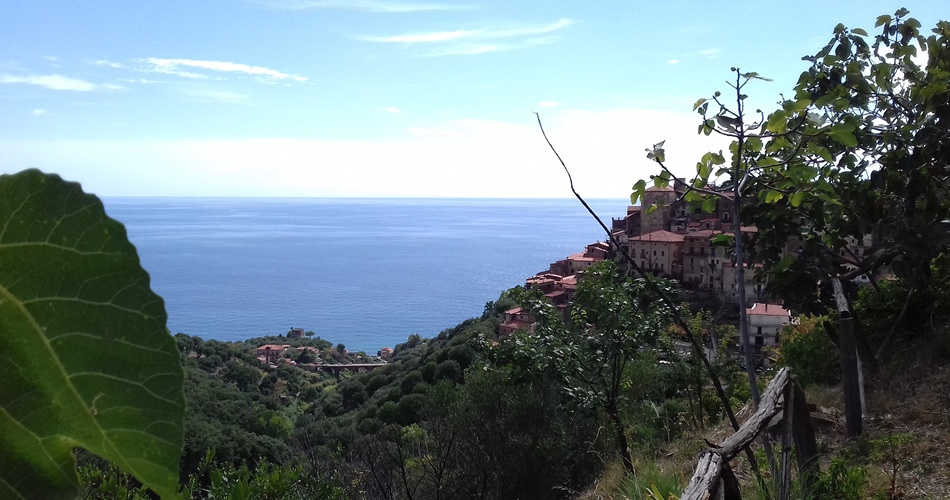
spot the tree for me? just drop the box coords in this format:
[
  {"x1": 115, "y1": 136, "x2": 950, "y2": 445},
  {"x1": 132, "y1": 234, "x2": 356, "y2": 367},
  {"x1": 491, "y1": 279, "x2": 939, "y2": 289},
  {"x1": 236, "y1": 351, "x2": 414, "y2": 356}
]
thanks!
[
  {"x1": 297, "y1": 347, "x2": 317, "y2": 364},
  {"x1": 635, "y1": 67, "x2": 774, "y2": 411},
  {"x1": 637, "y1": 9, "x2": 950, "y2": 439},
  {"x1": 754, "y1": 10, "x2": 950, "y2": 338},
  {"x1": 489, "y1": 260, "x2": 675, "y2": 473}
]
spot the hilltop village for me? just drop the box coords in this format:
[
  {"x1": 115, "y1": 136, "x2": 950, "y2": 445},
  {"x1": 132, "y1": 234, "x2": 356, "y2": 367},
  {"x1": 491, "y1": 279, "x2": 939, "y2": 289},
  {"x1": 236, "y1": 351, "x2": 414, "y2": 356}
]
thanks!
[
  {"x1": 257, "y1": 184, "x2": 875, "y2": 364},
  {"x1": 502, "y1": 184, "x2": 871, "y2": 355}
]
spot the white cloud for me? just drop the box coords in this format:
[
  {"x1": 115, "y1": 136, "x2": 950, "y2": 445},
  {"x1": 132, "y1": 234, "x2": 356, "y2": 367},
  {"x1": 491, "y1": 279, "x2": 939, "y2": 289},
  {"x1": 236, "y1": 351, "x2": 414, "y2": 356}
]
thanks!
[
  {"x1": 180, "y1": 88, "x2": 251, "y2": 104},
  {"x1": 93, "y1": 60, "x2": 125, "y2": 68},
  {"x1": 32, "y1": 109, "x2": 47, "y2": 116},
  {"x1": 359, "y1": 19, "x2": 575, "y2": 56},
  {"x1": 362, "y1": 29, "x2": 479, "y2": 44},
  {"x1": 668, "y1": 59, "x2": 680, "y2": 65},
  {"x1": 0, "y1": 74, "x2": 100, "y2": 91},
  {"x1": 118, "y1": 77, "x2": 159, "y2": 84},
  {"x1": 248, "y1": 0, "x2": 472, "y2": 12},
  {"x1": 140, "y1": 58, "x2": 308, "y2": 82},
  {"x1": 378, "y1": 107, "x2": 404, "y2": 114},
  {"x1": 0, "y1": 108, "x2": 730, "y2": 198}
]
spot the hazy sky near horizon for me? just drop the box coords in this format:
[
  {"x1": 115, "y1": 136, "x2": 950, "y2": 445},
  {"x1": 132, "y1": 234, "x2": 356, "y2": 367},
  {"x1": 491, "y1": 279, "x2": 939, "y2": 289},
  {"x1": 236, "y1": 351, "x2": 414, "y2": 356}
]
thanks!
[{"x1": 0, "y1": 1, "x2": 943, "y2": 198}]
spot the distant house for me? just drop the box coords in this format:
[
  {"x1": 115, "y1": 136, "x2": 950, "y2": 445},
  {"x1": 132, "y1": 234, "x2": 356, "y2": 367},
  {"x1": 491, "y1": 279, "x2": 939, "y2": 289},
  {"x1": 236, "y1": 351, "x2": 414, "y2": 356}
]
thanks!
[
  {"x1": 256, "y1": 344, "x2": 290, "y2": 364},
  {"x1": 499, "y1": 307, "x2": 534, "y2": 336},
  {"x1": 746, "y1": 303, "x2": 792, "y2": 351},
  {"x1": 628, "y1": 230, "x2": 685, "y2": 278},
  {"x1": 287, "y1": 327, "x2": 305, "y2": 339},
  {"x1": 683, "y1": 230, "x2": 720, "y2": 289},
  {"x1": 378, "y1": 347, "x2": 394, "y2": 360}
]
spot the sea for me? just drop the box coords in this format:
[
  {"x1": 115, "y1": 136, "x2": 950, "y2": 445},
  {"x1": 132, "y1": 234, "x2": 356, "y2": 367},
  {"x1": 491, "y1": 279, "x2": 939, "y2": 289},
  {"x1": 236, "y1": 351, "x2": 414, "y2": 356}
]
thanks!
[{"x1": 104, "y1": 197, "x2": 627, "y2": 353}]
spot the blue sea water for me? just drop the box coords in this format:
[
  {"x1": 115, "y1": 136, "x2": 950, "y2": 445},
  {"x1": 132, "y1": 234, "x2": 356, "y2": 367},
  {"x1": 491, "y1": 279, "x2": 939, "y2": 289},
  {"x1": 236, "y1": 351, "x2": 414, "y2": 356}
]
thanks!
[{"x1": 104, "y1": 197, "x2": 627, "y2": 352}]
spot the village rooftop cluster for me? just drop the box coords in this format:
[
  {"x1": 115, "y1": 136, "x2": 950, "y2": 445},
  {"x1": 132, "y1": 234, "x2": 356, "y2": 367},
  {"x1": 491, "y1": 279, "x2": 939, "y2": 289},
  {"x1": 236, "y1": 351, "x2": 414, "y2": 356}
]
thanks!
[{"x1": 502, "y1": 184, "x2": 872, "y2": 354}]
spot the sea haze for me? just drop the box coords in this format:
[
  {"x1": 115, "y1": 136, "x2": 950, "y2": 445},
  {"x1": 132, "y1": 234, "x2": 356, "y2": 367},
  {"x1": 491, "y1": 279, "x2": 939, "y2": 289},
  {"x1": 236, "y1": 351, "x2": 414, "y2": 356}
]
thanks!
[{"x1": 105, "y1": 197, "x2": 627, "y2": 352}]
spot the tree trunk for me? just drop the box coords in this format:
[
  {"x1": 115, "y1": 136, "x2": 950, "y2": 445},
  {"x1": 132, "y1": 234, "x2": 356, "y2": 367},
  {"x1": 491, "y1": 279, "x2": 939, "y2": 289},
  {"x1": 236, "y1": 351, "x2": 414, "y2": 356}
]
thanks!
[
  {"x1": 607, "y1": 407, "x2": 634, "y2": 473},
  {"x1": 833, "y1": 278, "x2": 864, "y2": 438},
  {"x1": 733, "y1": 189, "x2": 759, "y2": 406}
]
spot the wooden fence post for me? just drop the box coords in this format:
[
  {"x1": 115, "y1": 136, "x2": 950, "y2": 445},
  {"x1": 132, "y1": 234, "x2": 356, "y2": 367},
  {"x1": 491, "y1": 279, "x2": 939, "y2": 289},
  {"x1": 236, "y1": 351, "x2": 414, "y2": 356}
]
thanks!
[
  {"x1": 791, "y1": 380, "x2": 818, "y2": 493},
  {"x1": 681, "y1": 369, "x2": 822, "y2": 500},
  {"x1": 833, "y1": 278, "x2": 863, "y2": 438},
  {"x1": 780, "y1": 382, "x2": 794, "y2": 500}
]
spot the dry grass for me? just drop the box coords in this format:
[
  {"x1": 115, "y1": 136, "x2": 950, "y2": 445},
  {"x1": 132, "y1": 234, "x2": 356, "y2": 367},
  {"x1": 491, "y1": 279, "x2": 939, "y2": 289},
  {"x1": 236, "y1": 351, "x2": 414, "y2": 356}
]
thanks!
[
  {"x1": 859, "y1": 342, "x2": 950, "y2": 499},
  {"x1": 579, "y1": 339, "x2": 950, "y2": 499},
  {"x1": 575, "y1": 461, "x2": 630, "y2": 500}
]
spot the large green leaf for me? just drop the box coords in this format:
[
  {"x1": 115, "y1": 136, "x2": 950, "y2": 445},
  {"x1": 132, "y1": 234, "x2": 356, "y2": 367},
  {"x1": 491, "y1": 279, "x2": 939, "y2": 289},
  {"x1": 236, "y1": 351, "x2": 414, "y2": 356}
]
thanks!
[{"x1": 0, "y1": 170, "x2": 184, "y2": 499}]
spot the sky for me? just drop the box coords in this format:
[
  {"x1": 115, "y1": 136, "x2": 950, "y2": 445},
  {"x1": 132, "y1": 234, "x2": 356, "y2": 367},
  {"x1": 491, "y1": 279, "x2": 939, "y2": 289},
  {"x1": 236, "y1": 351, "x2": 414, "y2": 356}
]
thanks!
[{"x1": 0, "y1": 1, "x2": 944, "y2": 198}]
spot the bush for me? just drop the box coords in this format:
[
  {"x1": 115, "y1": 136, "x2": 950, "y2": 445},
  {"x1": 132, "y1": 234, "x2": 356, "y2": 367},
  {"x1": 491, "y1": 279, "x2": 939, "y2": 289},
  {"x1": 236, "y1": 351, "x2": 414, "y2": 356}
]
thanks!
[
  {"x1": 435, "y1": 359, "x2": 463, "y2": 383},
  {"x1": 812, "y1": 457, "x2": 867, "y2": 500},
  {"x1": 775, "y1": 316, "x2": 840, "y2": 387}
]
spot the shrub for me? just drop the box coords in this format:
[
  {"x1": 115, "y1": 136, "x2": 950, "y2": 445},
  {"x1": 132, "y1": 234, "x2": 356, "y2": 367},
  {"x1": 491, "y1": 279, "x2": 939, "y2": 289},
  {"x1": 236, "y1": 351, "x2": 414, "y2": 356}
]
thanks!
[
  {"x1": 774, "y1": 316, "x2": 840, "y2": 387},
  {"x1": 812, "y1": 457, "x2": 867, "y2": 500}
]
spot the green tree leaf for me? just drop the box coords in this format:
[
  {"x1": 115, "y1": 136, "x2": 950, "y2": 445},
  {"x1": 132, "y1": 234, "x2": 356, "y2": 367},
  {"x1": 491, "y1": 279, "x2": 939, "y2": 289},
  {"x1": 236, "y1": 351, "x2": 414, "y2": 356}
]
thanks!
[
  {"x1": 765, "y1": 189, "x2": 785, "y2": 203},
  {"x1": 766, "y1": 109, "x2": 787, "y2": 133},
  {"x1": 630, "y1": 179, "x2": 646, "y2": 205},
  {"x1": 0, "y1": 170, "x2": 185, "y2": 499},
  {"x1": 828, "y1": 123, "x2": 858, "y2": 147},
  {"x1": 789, "y1": 190, "x2": 805, "y2": 207}
]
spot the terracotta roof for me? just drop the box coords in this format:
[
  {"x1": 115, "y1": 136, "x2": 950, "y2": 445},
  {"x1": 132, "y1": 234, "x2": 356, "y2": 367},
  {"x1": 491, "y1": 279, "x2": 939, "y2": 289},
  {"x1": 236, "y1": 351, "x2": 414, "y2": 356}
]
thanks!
[
  {"x1": 567, "y1": 252, "x2": 597, "y2": 262},
  {"x1": 526, "y1": 276, "x2": 556, "y2": 284},
  {"x1": 630, "y1": 230, "x2": 685, "y2": 243},
  {"x1": 747, "y1": 303, "x2": 790, "y2": 317},
  {"x1": 685, "y1": 229, "x2": 721, "y2": 239},
  {"x1": 257, "y1": 344, "x2": 288, "y2": 351},
  {"x1": 505, "y1": 307, "x2": 524, "y2": 315}
]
